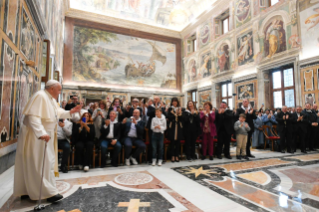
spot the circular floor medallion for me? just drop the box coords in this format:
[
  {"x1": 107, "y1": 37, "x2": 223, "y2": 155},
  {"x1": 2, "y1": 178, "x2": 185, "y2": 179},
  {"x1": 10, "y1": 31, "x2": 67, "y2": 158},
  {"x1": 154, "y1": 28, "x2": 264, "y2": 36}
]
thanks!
[
  {"x1": 114, "y1": 173, "x2": 153, "y2": 185},
  {"x1": 56, "y1": 181, "x2": 71, "y2": 193}
]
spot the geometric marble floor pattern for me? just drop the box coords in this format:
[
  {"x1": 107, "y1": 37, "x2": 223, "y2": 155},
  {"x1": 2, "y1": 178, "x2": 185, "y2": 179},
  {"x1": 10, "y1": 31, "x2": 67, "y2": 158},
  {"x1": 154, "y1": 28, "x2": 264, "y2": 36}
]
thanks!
[
  {"x1": 173, "y1": 152, "x2": 319, "y2": 212},
  {"x1": 2, "y1": 149, "x2": 319, "y2": 212}
]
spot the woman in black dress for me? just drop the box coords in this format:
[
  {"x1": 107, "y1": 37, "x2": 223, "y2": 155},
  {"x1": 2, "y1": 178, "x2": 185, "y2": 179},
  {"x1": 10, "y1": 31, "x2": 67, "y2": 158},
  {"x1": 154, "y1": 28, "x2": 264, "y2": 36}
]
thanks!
[
  {"x1": 167, "y1": 97, "x2": 184, "y2": 162},
  {"x1": 73, "y1": 112, "x2": 95, "y2": 172},
  {"x1": 183, "y1": 100, "x2": 200, "y2": 161}
]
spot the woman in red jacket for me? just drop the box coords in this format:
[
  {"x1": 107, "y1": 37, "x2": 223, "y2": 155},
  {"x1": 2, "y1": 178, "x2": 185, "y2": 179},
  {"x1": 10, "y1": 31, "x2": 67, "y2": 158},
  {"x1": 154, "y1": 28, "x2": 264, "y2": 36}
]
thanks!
[{"x1": 200, "y1": 102, "x2": 217, "y2": 160}]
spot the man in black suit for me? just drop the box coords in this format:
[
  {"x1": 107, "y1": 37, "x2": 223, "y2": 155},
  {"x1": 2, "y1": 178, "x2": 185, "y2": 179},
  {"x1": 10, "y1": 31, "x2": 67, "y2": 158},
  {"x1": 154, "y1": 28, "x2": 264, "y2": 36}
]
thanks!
[
  {"x1": 128, "y1": 98, "x2": 143, "y2": 117},
  {"x1": 291, "y1": 106, "x2": 307, "y2": 153},
  {"x1": 65, "y1": 95, "x2": 78, "y2": 110},
  {"x1": 312, "y1": 104, "x2": 319, "y2": 150},
  {"x1": 99, "y1": 111, "x2": 122, "y2": 167},
  {"x1": 122, "y1": 109, "x2": 146, "y2": 166},
  {"x1": 276, "y1": 105, "x2": 293, "y2": 153},
  {"x1": 236, "y1": 99, "x2": 257, "y2": 158},
  {"x1": 303, "y1": 103, "x2": 319, "y2": 151},
  {"x1": 215, "y1": 101, "x2": 234, "y2": 159}
]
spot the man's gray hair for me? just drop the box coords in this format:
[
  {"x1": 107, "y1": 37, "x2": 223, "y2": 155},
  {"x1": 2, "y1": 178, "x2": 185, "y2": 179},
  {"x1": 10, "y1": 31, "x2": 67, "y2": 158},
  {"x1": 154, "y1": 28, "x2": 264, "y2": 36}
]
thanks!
[{"x1": 45, "y1": 80, "x2": 61, "y2": 89}]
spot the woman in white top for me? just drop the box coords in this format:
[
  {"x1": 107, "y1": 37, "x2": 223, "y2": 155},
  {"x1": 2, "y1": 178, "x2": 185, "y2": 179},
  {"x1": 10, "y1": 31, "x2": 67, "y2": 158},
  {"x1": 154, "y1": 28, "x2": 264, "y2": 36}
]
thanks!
[{"x1": 92, "y1": 100, "x2": 108, "y2": 139}]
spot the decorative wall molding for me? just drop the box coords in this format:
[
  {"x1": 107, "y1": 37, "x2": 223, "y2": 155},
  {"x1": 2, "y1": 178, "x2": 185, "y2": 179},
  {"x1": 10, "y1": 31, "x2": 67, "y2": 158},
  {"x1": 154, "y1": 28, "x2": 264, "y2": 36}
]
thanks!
[
  {"x1": 198, "y1": 86, "x2": 212, "y2": 92},
  {"x1": 65, "y1": 9, "x2": 181, "y2": 39},
  {"x1": 299, "y1": 56, "x2": 319, "y2": 68},
  {"x1": 233, "y1": 73, "x2": 258, "y2": 83},
  {"x1": 25, "y1": 0, "x2": 47, "y2": 38},
  {"x1": 258, "y1": 55, "x2": 298, "y2": 72}
]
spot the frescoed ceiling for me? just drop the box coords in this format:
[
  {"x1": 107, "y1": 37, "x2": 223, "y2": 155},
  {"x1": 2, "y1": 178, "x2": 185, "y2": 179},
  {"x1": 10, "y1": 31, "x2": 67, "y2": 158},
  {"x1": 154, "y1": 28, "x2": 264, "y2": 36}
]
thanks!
[{"x1": 69, "y1": 0, "x2": 214, "y2": 31}]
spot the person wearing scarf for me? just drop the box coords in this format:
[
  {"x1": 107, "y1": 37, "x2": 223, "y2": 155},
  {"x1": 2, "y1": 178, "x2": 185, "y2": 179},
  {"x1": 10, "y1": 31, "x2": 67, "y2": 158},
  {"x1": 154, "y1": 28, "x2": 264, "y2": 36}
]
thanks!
[
  {"x1": 99, "y1": 111, "x2": 122, "y2": 167},
  {"x1": 122, "y1": 109, "x2": 146, "y2": 165},
  {"x1": 303, "y1": 103, "x2": 319, "y2": 152},
  {"x1": 275, "y1": 105, "x2": 293, "y2": 153},
  {"x1": 183, "y1": 100, "x2": 201, "y2": 161},
  {"x1": 235, "y1": 99, "x2": 257, "y2": 158},
  {"x1": 200, "y1": 102, "x2": 216, "y2": 160},
  {"x1": 107, "y1": 98, "x2": 125, "y2": 122},
  {"x1": 167, "y1": 97, "x2": 184, "y2": 162}
]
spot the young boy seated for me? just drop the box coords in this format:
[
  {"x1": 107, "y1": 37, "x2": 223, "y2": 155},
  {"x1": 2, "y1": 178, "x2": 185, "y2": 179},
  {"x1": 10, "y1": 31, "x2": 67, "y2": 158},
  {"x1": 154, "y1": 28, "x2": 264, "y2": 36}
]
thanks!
[
  {"x1": 151, "y1": 108, "x2": 167, "y2": 166},
  {"x1": 234, "y1": 113, "x2": 251, "y2": 160}
]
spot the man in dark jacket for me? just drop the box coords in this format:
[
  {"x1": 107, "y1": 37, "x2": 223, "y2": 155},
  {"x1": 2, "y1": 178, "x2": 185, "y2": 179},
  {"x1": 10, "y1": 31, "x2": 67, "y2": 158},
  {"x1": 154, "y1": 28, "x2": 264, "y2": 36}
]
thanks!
[
  {"x1": 215, "y1": 101, "x2": 234, "y2": 159},
  {"x1": 65, "y1": 96, "x2": 78, "y2": 110},
  {"x1": 276, "y1": 106, "x2": 293, "y2": 153},
  {"x1": 122, "y1": 109, "x2": 146, "y2": 165},
  {"x1": 292, "y1": 106, "x2": 307, "y2": 153},
  {"x1": 99, "y1": 111, "x2": 122, "y2": 167},
  {"x1": 303, "y1": 103, "x2": 319, "y2": 151},
  {"x1": 236, "y1": 99, "x2": 257, "y2": 157},
  {"x1": 128, "y1": 98, "x2": 143, "y2": 117}
]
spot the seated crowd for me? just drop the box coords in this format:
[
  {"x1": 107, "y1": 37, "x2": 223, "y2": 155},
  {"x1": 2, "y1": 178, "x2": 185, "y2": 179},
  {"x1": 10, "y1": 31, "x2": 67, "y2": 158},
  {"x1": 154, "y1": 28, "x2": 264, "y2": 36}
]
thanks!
[{"x1": 57, "y1": 96, "x2": 319, "y2": 173}]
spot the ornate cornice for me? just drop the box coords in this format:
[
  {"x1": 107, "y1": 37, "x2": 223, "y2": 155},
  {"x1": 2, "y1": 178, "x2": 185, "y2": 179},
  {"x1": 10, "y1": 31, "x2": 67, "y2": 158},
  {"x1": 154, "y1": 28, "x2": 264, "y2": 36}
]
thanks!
[
  {"x1": 25, "y1": 0, "x2": 47, "y2": 38},
  {"x1": 299, "y1": 55, "x2": 319, "y2": 68},
  {"x1": 233, "y1": 73, "x2": 258, "y2": 83},
  {"x1": 65, "y1": 9, "x2": 181, "y2": 39}
]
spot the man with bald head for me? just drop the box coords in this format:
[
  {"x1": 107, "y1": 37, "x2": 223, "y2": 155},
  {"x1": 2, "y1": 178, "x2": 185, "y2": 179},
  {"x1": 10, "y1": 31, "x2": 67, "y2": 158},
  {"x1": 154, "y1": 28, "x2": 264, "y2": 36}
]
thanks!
[
  {"x1": 276, "y1": 105, "x2": 293, "y2": 153},
  {"x1": 236, "y1": 99, "x2": 257, "y2": 158},
  {"x1": 99, "y1": 110, "x2": 122, "y2": 167},
  {"x1": 14, "y1": 80, "x2": 81, "y2": 203},
  {"x1": 122, "y1": 109, "x2": 146, "y2": 165}
]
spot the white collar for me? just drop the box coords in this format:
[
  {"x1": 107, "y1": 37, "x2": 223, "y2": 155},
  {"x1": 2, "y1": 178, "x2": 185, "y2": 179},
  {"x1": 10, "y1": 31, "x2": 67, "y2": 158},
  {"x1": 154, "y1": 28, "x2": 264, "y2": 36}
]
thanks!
[
  {"x1": 110, "y1": 120, "x2": 118, "y2": 124},
  {"x1": 241, "y1": 105, "x2": 251, "y2": 111}
]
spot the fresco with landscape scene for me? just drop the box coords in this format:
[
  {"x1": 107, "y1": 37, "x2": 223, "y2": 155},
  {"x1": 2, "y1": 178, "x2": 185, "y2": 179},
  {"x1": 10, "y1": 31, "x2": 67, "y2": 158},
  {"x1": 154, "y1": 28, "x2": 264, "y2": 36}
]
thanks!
[{"x1": 72, "y1": 26, "x2": 177, "y2": 89}]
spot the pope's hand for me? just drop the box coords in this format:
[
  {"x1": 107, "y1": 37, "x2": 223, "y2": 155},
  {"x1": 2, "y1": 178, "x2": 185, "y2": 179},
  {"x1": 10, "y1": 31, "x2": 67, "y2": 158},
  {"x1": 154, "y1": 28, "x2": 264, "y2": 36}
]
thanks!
[
  {"x1": 70, "y1": 105, "x2": 81, "y2": 114},
  {"x1": 40, "y1": 135, "x2": 50, "y2": 142}
]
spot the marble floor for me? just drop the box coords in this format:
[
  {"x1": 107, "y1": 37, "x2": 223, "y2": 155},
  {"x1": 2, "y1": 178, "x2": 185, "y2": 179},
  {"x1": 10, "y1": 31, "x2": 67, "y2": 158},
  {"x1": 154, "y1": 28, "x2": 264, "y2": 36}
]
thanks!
[{"x1": 1, "y1": 148, "x2": 319, "y2": 212}]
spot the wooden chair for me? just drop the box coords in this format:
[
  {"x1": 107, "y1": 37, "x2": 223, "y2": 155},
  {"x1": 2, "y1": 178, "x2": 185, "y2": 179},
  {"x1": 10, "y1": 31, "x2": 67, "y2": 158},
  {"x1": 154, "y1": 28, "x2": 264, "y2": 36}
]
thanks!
[
  {"x1": 98, "y1": 146, "x2": 122, "y2": 167},
  {"x1": 272, "y1": 125, "x2": 279, "y2": 136},
  {"x1": 58, "y1": 149, "x2": 70, "y2": 170},
  {"x1": 262, "y1": 125, "x2": 280, "y2": 151}
]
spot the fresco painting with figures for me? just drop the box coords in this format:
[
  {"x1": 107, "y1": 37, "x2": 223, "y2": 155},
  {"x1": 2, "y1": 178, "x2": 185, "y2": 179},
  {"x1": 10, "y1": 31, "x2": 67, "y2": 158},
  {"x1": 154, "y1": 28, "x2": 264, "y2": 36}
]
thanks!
[
  {"x1": 305, "y1": 93, "x2": 316, "y2": 106},
  {"x1": 300, "y1": 1, "x2": 319, "y2": 59},
  {"x1": 72, "y1": 26, "x2": 177, "y2": 89},
  {"x1": 237, "y1": 32, "x2": 254, "y2": 66},
  {"x1": 235, "y1": 0, "x2": 251, "y2": 27},
  {"x1": 20, "y1": 7, "x2": 36, "y2": 61},
  {"x1": 200, "y1": 52, "x2": 212, "y2": 78},
  {"x1": 216, "y1": 44, "x2": 230, "y2": 72},
  {"x1": 199, "y1": 90, "x2": 211, "y2": 107}
]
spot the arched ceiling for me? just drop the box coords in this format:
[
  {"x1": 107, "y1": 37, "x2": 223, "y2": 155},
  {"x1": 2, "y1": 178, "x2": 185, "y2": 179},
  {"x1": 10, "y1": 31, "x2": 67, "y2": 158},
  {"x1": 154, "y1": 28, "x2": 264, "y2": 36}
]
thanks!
[{"x1": 69, "y1": 0, "x2": 214, "y2": 31}]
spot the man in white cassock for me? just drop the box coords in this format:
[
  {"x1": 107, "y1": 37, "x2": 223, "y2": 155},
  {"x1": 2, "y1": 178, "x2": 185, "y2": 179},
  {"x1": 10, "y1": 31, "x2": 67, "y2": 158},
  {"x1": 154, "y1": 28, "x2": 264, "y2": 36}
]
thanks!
[{"x1": 14, "y1": 80, "x2": 81, "y2": 203}]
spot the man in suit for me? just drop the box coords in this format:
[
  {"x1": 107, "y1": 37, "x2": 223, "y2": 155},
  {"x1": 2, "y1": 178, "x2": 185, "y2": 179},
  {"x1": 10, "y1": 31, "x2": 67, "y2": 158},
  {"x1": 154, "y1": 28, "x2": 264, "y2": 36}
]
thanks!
[
  {"x1": 215, "y1": 101, "x2": 234, "y2": 159},
  {"x1": 99, "y1": 111, "x2": 122, "y2": 167},
  {"x1": 65, "y1": 95, "x2": 78, "y2": 110},
  {"x1": 292, "y1": 106, "x2": 307, "y2": 153},
  {"x1": 122, "y1": 109, "x2": 146, "y2": 165},
  {"x1": 236, "y1": 99, "x2": 257, "y2": 158},
  {"x1": 304, "y1": 103, "x2": 319, "y2": 151},
  {"x1": 276, "y1": 105, "x2": 293, "y2": 153},
  {"x1": 312, "y1": 104, "x2": 319, "y2": 150},
  {"x1": 128, "y1": 98, "x2": 143, "y2": 117}
]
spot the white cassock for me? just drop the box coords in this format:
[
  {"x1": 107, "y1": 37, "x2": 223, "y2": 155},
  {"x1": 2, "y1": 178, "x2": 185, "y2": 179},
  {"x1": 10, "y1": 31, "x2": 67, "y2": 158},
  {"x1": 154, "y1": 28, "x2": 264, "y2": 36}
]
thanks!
[{"x1": 14, "y1": 90, "x2": 72, "y2": 200}]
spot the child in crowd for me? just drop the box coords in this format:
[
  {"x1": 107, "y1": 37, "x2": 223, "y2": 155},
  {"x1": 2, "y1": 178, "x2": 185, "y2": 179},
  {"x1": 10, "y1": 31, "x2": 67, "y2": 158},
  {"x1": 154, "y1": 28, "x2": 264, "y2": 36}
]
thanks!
[
  {"x1": 151, "y1": 108, "x2": 167, "y2": 166},
  {"x1": 234, "y1": 113, "x2": 251, "y2": 160}
]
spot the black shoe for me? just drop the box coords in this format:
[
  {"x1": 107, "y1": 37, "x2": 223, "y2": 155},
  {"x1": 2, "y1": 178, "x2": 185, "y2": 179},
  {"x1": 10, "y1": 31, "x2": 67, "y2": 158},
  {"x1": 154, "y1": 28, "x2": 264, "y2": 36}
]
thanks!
[
  {"x1": 243, "y1": 156, "x2": 249, "y2": 160},
  {"x1": 201, "y1": 155, "x2": 206, "y2": 160},
  {"x1": 281, "y1": 151, "x2": 285, "y2": 153},
  {"x1": 175, "y1": 158, "x2": 180, "y2": 162},
  {"x1": 61, "y1": 166, "x2": 68, "y2": 173},
  {"x1": 225, "y1": 155, "x2": 232, "y2": 159},
  {"x1": 236, "y1": 156, "x2": 241, "y2": 160},
  {"x1": 302, "y1": 151, "x2": 307, "y2": 154},
  {"x1": 111, "y1": 163, "x2": 118, "y2": 167},
  {"x1": 309, "y1": 148, "x2": 316, "y2": 151},
  {"x1": 187, "y1": 157, "x2": 192, "y2": 161},
  {"x1": 217, "y1": 155, "x2": 222, "y2": 159},
  {"x1": 21, "y1": 195, "x2": 29, "y2": 200},
  {"x1": 247, "y1": 154, "x2": 255, "y2": 158},
  {"x1": 209, "y1": 156, "x2": 213, "y2": 160},
  {"x1": 47, "y1": 194, "x2": 63, "y2": 203}
]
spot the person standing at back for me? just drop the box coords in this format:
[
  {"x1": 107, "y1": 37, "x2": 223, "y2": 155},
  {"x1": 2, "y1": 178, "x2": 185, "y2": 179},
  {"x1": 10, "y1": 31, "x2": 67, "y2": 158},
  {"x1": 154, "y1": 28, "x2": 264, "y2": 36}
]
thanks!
[
  {"x1": 151, "y1": 108, "x2": 167, "y2": 166},
  {"x1": 234, "y1": 114, "x2": 251, "y2": 160},
  {"x1": 236, "y1": 99, "x2": 257, "y2": 158},
  {"x1": 276, "y1": 105, "x2": 293, "y2": 153}
]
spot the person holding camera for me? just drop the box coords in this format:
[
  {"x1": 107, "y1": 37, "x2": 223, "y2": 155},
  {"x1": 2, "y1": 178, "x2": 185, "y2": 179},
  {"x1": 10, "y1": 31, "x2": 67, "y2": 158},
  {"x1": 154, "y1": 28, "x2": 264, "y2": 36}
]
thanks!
[
  {"x1": 73, "y1": 112, "x2": 95, "y2": 172},
  {"x1": 108, "y1": 98, "x2": 125, "y2": 122},
  {"x1": 65, "y1": 95, "x2": 79, "y2": 110},
  {"x1": 57, "y1": 119, "x2": 73, "y2": 173},
  {"x1": 128, "y1": 98, "x2": 143, "y2": 117},
  {"x1": 92, "y1": 100, "x2": 108, "y2": 139}
]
